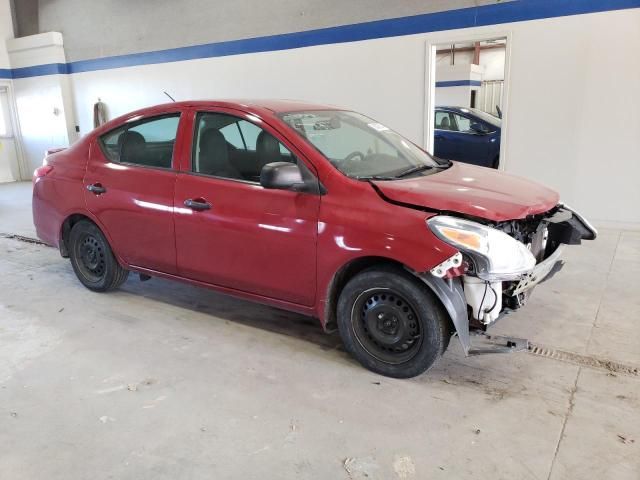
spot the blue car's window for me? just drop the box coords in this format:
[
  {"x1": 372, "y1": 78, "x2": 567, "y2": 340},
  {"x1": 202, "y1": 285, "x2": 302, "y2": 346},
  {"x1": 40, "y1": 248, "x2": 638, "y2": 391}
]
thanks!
[
  {"x1": 452, "y1": 113, "x2": 472, "y2": 133},
  {"x1": 435, "y1": 111, "x2": 453, "y2": 130}
]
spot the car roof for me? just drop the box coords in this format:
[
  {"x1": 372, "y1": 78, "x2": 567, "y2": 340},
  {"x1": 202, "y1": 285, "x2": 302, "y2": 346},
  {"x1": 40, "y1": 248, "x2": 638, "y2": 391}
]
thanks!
[
  {"x1": 139, "y1": 99, "x2": 343, "y2": 114},
  {"x1": 436, "y1": 106, "x2": 501, "y2": 127},
  {"x1": 91, "y1": 99, "x2": 349, "y2": 139},
  {"x1": 435, "y1": 106, "x2": 469, "y2": 112}
]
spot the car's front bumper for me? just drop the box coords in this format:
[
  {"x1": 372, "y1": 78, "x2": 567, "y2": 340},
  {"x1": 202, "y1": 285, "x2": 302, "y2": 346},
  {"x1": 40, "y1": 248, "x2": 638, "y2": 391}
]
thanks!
[{"x1": 511, "y1": 245, "x2": 564, "y2": 296}]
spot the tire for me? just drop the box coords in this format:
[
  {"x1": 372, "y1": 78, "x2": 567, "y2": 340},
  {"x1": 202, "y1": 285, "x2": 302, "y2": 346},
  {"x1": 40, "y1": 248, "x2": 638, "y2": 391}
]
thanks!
[
  {"x1": 68, "y1": 220, "x2": 128, "y2": 292},
  {"x1": 337, "y1": 266, "x2": 451, "y2": 378}
]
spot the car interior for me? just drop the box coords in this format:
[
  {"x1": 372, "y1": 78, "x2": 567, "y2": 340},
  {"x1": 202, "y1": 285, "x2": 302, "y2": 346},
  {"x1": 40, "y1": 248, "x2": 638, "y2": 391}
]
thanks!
[
  {"x1": 115, "y1": 131, "x2": 175, "y2": 169},
  {"x1": 193, "y1": 113, "x2": 296, "y2": 182}
]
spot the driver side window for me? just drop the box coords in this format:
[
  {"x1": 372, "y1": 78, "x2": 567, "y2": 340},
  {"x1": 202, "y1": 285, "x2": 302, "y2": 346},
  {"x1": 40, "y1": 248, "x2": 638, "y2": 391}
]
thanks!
[
  {"x1": 192, "y1": 112, "x2": 296, "y2": 182},
  {"x1": 451, "y1": 113, "x2": 472, "y2": 133}
]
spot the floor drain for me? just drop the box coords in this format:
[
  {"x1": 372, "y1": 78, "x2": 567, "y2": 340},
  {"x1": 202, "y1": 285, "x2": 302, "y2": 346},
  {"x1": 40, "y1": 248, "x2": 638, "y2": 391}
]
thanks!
[
  {"x1": 0, "y1": 233, "x2": 50, "y2": 246},
  {"x1": 528, "y1": 343, "x2": 639, "y2": 377}
]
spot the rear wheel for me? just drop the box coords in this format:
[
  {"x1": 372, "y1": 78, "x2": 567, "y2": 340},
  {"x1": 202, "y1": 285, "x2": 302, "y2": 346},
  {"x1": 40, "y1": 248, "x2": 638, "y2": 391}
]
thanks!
[
  {"x1": 68, "y1": 220, "x2": 128, "y2": 292},
  {"x1": 337, "y1": 266, "x2": 450, "y2": 378}
]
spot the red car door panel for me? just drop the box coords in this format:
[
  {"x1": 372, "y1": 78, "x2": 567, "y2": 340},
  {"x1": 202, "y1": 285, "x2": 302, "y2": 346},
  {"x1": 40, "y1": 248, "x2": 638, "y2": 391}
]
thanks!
[
  {"x1": 83, "y1": 113, "x2": 182, "y2": 274},
  {"x1": 174, "y1": 108, "x2": 320, "y2": 306},
  {"x1": 174, "y1": 175, "x2": 319, "y2": 306}
]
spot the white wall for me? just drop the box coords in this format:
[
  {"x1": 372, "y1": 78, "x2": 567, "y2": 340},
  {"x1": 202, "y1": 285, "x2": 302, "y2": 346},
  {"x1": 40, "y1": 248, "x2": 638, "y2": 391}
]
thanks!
[
  {"x1": 0, "y1": 0, "x2": 13, "y2": 68},
  {"x1": 12, "y1": 8, "x2": 640, "y2": 228},
  {"x1": 434, "y1": 63, "x2": 482, "y2": 108}
]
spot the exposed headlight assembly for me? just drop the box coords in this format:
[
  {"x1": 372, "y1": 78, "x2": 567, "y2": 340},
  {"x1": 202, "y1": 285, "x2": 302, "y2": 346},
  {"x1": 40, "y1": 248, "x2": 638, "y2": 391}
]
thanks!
[{"x1": 427, "y1": 216, "x2": 536, "y2": 281}]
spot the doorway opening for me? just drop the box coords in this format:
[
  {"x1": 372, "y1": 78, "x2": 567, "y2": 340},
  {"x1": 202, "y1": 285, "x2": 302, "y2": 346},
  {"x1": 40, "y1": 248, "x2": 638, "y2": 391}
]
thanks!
[
  {"x1": 0, "y1": 83, "x2": 25, "y2": 182},
  {"x1": 424, "y1": 35, "x2": 510, "y2": 170}
]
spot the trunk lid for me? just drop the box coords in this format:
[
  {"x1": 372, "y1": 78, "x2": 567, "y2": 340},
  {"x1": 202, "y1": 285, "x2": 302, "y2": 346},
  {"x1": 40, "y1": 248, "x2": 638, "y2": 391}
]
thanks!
[{"x1": 372, "y1": 162, "x2": 559, "y2": 221}]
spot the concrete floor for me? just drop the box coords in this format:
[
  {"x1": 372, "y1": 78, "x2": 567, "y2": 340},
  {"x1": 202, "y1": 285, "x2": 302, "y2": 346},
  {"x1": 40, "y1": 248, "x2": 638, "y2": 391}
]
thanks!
[{"x1": 1, "y1": 181, "x2": 638, "y2": 479}]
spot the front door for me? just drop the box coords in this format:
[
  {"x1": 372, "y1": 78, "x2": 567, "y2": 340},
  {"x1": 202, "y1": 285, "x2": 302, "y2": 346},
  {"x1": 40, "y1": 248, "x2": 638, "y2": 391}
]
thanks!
[
  {"x1": 433, "y1": 110, "x2": 457, "y2": 161},
  {"x1": 447, "y1": 112, "x2": 490, "y2": 166},
  {"x1": 84, "y1": 112, "x2": 183, "y2": 274},
  {"x1": 174, "y1": 109, "x2": 320, "y2": 306}
]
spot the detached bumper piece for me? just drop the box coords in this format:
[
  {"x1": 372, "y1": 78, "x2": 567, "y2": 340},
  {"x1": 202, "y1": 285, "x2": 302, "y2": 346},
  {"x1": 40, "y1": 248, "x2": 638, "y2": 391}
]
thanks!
[
  {"x1": 511, "y1": 244, "x2": 564, "y2": 296},
  {"x1": 467, "y1": 332, "x2": 529, "y2": 355}
]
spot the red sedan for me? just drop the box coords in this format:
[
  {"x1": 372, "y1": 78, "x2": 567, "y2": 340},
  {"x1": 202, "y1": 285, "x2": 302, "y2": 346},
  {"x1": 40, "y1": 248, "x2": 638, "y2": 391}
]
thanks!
[{"x1": 32, "y1": 100, "x2": 596, "y2": 378}]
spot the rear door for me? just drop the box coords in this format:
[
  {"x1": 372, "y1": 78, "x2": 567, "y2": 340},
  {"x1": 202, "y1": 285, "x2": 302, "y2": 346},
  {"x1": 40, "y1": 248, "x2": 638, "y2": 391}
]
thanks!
[
  {"x1": 84, "y1": 111, "x2": 185, "y2": 273},
  {"x1": 173, "y1": 108, "x2": 320, "y2": 306}
]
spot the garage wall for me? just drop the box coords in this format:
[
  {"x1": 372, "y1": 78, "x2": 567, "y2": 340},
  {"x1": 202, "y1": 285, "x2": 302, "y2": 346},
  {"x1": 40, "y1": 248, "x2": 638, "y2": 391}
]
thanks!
[
  {"x1": 65, "y1": 7, "x2": 640, "y2": 228},
  {"x1": 36, "y1": 0, "x2": 506, "y2": 62},
  {"x1": 6, "y1": 2, "x2": 640, "y2": 229}
]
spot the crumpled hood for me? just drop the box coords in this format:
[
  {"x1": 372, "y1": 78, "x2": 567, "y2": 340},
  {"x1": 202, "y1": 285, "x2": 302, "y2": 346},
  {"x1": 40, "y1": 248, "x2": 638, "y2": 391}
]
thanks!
[{"x1": 372, "y1": 162, "x2": 560, "y2": 222}]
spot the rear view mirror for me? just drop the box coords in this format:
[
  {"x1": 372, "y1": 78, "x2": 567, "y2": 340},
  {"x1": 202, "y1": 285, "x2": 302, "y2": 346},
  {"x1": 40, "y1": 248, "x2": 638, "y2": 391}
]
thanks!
[{"x1": 260, "y1": 162, "x2": 305, "y2": 191}]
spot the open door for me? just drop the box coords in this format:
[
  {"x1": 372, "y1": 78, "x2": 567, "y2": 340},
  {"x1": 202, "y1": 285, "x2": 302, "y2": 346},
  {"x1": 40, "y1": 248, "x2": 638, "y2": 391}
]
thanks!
[
  {"x1": 0, "y1": 84, "x2": 24, "y2": 182},
  {"x1": 425, "y1": 33, "x2": 511, "y2": 170}
]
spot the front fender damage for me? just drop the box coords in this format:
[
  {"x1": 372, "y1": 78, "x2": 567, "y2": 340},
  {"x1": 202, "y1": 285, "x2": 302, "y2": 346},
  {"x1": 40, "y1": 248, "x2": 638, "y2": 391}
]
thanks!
[
  {"x1": 414, "y1": 273, "x2": 529, "y2": 356},
  {"x1": 414, "y1": 274, "x2": 471, "y2": 355}
]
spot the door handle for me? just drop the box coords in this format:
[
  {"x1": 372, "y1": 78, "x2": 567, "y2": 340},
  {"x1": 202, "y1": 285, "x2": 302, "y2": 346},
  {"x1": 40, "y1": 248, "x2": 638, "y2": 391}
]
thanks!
[
  {"x1": 87, "y1": 183, "x2": 106, "y2": 194},
  {"x1": 184, "y1": 198, "x2": 212, "y2": 211}
]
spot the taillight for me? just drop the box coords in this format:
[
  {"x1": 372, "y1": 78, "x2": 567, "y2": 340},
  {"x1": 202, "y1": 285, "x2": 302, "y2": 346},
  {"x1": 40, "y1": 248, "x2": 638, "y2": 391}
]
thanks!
[{"x1": 34, "y1": 165, "x2": 53, "y2": 178}]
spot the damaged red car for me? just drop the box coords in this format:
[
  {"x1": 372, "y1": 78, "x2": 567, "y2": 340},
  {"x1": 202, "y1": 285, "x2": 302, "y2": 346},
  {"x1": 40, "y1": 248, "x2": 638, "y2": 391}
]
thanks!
[{"x1": 32, "y1": 100, "x2": 596, "y2": 378}]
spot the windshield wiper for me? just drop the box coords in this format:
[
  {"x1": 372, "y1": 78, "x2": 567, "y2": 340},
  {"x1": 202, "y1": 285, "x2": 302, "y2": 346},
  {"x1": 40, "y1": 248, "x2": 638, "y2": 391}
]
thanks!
[
  {"x1": 395, "y1": 164, "x2": 438, "y2": 178},
  {"x1": 354, "y1": 175, "x2": 397, "y2": 181}
]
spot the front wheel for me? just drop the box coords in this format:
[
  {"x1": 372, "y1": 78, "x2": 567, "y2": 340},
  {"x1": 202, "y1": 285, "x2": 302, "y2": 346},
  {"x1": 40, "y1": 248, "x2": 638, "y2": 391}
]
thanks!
[
  {"x1": 337, "y1": 266, "x2": 451, "y2": 378},
  {"x1": 69, "y1": 220, "x2": 128, "y2": 292}
]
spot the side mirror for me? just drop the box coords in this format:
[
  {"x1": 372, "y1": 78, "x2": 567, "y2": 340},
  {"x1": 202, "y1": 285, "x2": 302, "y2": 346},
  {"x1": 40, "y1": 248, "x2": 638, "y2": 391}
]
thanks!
[
  {"x1": 260, "y1": 162, "x2": 305, "y2": 191},
  {"x1": 470, "y1": 122, "x2": 488, "y2": 134}
]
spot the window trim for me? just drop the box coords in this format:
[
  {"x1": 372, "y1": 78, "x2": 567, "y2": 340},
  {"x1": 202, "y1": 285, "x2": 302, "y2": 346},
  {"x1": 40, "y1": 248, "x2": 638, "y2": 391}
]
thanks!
[
  {"x1": 97, "y1": 112, "x2": 182, "y2": 171},
  {"x1": 434, "y1": 110, "x2": 495, "y2": 135}
]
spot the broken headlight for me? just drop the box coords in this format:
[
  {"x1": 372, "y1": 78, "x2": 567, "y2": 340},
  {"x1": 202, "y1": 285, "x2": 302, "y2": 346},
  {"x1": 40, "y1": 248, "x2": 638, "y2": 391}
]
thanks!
[{"x1": 427, "y1": 215, "x2": 536, "y2": 281}]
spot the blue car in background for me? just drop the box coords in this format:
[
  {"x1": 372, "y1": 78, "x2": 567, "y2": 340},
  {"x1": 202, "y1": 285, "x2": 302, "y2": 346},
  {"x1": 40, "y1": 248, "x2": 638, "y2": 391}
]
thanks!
[{"x1": 434, "y1": 106, "x2": 501, "y2": 168}]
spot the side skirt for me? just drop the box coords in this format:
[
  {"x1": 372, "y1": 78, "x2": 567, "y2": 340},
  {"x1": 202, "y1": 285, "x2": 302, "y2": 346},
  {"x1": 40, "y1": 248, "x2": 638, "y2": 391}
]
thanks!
[{"x1": 128, "y1": 265, "x2": 318, "y2": 319}]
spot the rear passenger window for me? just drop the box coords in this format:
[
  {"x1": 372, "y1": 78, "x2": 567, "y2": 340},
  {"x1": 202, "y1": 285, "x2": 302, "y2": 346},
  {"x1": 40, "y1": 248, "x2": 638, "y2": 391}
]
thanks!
[
  {"x1": 192, "y1": 112, "x2": 296, "y2": 182},
  {"x1": 99, "y1": 114, "x2": 180, "y2": 169},
  {"x1": 435, "y1": 111, "x2": 453, "y2": 130}
]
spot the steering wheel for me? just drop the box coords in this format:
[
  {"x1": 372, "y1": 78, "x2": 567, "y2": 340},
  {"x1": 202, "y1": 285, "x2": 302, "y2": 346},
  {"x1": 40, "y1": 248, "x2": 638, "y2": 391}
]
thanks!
[{"x1": 344, "y1": 151, "x2": 366, "y2": 162}]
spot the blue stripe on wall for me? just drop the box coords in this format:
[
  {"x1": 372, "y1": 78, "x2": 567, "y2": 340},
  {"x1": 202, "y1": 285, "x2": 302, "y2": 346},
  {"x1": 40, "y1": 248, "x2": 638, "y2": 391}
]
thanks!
[
  {"x1": 436, "y1": 80, "x2": 482, "y2": 87},
  {"x1": 0, "y1": 68, "x2": 13, "y2": 79},
  {"x1": 11, "y1": 63, "x2": 69, "y2": 79},
  {"x1": 7, "y1": 0, "x2": 640, "y2": 79}
]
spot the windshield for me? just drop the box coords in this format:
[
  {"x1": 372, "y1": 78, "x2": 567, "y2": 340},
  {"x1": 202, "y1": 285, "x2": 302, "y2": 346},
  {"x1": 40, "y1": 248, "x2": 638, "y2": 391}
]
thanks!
[
  {"x1": 464, "y1": 108, "x2": 501, "y2": 128},
  {"x1": 279, "y1": 110, "x2": 445, "y2": 179}
]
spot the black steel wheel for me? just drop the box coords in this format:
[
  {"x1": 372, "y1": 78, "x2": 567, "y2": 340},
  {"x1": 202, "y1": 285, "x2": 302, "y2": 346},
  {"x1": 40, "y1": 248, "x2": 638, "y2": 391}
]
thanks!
[
  {"x1": 69, "y1": 220, "x2": 128, "y2": 292},
  {"x1": 352, "y1": 288, "x2": 423, "y2": 364},
  {"x1": 337, "y1": 266, "x2": 451, "y2": 378}
]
